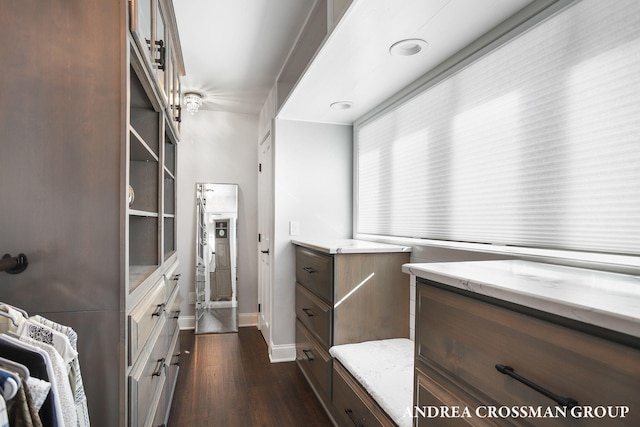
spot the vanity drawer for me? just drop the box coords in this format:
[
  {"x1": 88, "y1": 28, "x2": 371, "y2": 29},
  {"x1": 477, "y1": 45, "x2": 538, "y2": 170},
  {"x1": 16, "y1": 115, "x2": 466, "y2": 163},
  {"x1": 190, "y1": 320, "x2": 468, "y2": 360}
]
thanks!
[
  {"x1": 128, "y1": 317, "x2": 168, "y2": 427},
  {"x1": 165, "y1": 281, "x2": 181, "y2": 337},
  {"x1": 332, "y1": 361, "x2": 393, "y2": 427},
  {"x1": 296, "y1": 320, "x2": 332, "y2": 400},
  {"x1": 129, "y1": 277, "x2": 168, "y2": 365},
  {"x1": 296, "y1": 283, "x2": 332, "y2": 348},
  {"x1": 166, "y1": 326, "x2": 181, "y2": 395},
  {"x1": 416, "y1": 282, "x2": 640, "y2": 426},
  {"x1": 295, "y1": 246, "x2": 333, "y2": 303},
  {"x1": 415, "y1": 368, "x2": 498, "y2": 427}
]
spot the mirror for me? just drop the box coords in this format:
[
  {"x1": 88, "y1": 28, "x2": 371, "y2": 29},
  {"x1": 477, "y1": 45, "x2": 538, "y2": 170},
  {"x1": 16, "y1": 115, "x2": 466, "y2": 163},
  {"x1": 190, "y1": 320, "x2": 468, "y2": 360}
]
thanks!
[{"x1": 195, "y1": 183, "x2": 239, "y2": 334}]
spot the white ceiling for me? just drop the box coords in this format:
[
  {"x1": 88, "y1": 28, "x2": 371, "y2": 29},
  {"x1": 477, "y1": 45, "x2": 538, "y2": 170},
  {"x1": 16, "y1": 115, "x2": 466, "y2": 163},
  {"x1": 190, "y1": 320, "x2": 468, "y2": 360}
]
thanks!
[
  {"x1": 173, "y1": 0, "x2": 316, "y2": 115},
  {"x1": 174, "y1": 0, "x2": 534, "y2": 121}
]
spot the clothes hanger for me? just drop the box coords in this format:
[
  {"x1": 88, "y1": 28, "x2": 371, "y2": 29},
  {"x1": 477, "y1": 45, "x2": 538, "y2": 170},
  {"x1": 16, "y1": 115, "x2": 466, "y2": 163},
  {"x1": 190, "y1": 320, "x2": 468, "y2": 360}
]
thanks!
[
  {"x1": 0, "y1": 309, "x2": 18, "y2": 327},
  {"x1": 0, "y1": 366, "x2": 20, "y2": 401},
  {"x1": 0, "y1": 356, "x2": 30, "y2": 380},
  {"x1": 0, "y1": 303, "x2": 28, "y2": 319}
]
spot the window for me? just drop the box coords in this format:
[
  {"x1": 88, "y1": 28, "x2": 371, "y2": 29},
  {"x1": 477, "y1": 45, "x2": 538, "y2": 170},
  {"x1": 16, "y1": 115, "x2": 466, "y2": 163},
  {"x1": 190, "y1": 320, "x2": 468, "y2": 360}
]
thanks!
[{"x1": 356, "y1": 0, "x2": 640, "y2": 256}]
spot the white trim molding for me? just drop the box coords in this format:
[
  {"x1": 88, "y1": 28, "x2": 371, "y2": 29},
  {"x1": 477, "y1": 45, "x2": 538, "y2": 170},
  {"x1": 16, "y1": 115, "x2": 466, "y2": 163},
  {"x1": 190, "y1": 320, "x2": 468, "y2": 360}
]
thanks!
[{"x1": 268, "y1": 341, "x2": 296, "y2": 363}]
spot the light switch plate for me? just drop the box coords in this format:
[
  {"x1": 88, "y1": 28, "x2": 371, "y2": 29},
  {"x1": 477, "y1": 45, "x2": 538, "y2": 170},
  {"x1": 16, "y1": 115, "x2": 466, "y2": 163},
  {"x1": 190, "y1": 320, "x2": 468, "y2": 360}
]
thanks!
[{"x1": 289, "y1": 221, "x2": 300, "y2": 236}]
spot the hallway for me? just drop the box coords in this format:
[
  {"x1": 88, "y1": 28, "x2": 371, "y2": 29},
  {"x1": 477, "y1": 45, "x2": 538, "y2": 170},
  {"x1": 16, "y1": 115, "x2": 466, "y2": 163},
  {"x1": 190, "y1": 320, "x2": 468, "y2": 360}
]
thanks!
[{"x1": 168, "y1": 327, "x2": 334, "y2": 426}]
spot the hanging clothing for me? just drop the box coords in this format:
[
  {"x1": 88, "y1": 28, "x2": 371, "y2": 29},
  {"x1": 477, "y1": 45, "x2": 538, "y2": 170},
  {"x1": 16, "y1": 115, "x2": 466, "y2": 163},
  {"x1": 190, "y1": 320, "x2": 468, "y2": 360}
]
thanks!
[
  {"x1": 0, "y1": 394, "x2": 8, "y2": 427},
  {"x1": 0, "y1": 305, "x2": 89, "y2": 427},
  {"x1": 20, "y1": 336, "x2": 76, "y2": 427},
  {"x1": 0, "y1": 355, "x2": 51, "y2": 415},
  {"x1": 17, "y1": 321, "x2": 77, "y2": 371},
  {"x1": 32, "y1": 316, "x2": 90, "y2": 427},
  {"x1": 0, "y1": 335, "x2": 58, "y2": 427},
  {"x1": 4, "y1": 367, "x2": 43, "y2": 427}
]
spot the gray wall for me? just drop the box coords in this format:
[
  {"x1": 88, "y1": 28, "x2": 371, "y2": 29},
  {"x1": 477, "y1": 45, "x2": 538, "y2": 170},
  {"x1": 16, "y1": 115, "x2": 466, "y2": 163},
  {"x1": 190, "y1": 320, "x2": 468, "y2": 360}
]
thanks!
[
  {"x1": 0, "y1": 1, "x2": 125, "y2": 424},
  {"x1": 176, "y1": 111, "x2": 259, "y2": 321},
  {"x1": 271, "y1": 119, "x2": 353, "y2": 350}
]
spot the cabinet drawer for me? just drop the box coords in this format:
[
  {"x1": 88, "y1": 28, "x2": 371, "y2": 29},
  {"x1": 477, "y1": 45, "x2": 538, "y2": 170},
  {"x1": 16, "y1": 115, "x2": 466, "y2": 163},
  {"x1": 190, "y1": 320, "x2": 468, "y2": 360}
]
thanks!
[
  {"x1": 129, "y1": 318, "x2": 168, "y2": 427},
  {"x1": 152, "y1": 328, "x2": 180, "y2": 427},
  {"x1": 416, "y1": 282, "x2": 640, "y2": 426},
  {"x1": 415, "y1": 368, "x2": 498, "y2": 427},
  {"x1": 129, "y1": 278, "x2": 168, "y2": 365},
  {"x1": 296, "y1": 283, "x2": 332, "y2": 348},
  {"x1": 165, "y1": 281, "x2": 181, "y2": 337},
  {"x1": 295, "y1": 247, "x2": 333, "y2": 302},
  {"x1": 166, "y1": 325, "x2": 181, "y2": 399},
  {"x1": 150, "y1": 392, "x2": 168, "y2": 427},
  {"x1": 296, "y1": 320, "x2": 332, "y2": 400},
  {"x1": 163, "y1": 260, "x2": 180, "y2": 297},
  {"x1": 332, "y1": 361, "x2": 394, "y2": 427}
]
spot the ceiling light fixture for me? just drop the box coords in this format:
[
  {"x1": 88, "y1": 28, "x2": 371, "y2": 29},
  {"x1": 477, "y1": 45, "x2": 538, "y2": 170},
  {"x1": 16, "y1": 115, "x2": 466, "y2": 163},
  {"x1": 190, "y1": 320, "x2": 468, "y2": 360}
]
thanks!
[
  {"x1": 330, "y1": 101, "x2": 353, "y2": 110},
  {"x1": 389, "y1": 38, "x2": 428, "y2": 56},
  {"x1": 184, "y1": 92, "x2": 203, "y2": 115}
]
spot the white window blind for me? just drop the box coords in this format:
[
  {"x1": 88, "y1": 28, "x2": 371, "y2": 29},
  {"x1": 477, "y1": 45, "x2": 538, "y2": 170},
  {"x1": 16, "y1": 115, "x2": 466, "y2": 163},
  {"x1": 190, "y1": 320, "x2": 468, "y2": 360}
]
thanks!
[{"x1": 356, "y1": 0, "x2": 640, "y2": 256}]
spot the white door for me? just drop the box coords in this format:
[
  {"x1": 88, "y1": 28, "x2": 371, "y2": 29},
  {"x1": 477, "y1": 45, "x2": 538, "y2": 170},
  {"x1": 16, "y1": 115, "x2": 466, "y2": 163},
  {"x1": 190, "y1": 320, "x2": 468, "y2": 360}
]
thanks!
[{"x1": 258, "y1": 130, "x2": 273, "y2": 344}]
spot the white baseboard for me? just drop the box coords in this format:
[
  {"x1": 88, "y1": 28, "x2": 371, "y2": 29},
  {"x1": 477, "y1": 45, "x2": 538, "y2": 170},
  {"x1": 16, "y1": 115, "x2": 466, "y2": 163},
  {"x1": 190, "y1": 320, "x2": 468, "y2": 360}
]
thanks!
[
  {"x1": 269, "y1": 341, "x2": 296, "y2": 363},
  {"x1": 238, "y1": 312, "x2": 258, "y2": 327},
  {"x1": 179, "y1": 315, "x2": 195, "y2": 330}
]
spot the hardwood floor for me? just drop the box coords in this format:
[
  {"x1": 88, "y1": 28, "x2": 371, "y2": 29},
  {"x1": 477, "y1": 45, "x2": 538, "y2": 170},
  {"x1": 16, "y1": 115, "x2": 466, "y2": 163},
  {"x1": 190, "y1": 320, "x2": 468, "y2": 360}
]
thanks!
[{"x1": 167, "y1": 327, "x2": 334, "y2": 427}]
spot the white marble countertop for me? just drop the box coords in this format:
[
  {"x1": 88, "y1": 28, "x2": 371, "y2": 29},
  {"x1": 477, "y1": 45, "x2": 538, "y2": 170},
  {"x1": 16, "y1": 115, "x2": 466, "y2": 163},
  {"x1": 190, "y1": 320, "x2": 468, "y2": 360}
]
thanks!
[
  {"x1": 403, "y1": 260, "x2": 640, "y2": 338},
  {"x1": 292, "y1": 238, "x2": 412, "y2": 254}
]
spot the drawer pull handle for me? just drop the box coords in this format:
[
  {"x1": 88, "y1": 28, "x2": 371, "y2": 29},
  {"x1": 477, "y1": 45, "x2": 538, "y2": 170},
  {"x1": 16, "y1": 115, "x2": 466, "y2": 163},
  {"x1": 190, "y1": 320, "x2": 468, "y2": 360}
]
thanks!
[
  {"x1": 152, "y1": 303, "x2": 166, "y2": 317},
  {"x1": 152, "y1": 358, "x2": 166, "y2": 377},
  {"x1": 154, "y1": 39, "x2": 166, "y2": 70},
  {"x1": 345, "y1": 409, "x2": 364, "y2": 427},
  {"x1": 302, "y1": 308, "x2": 315, "y2": 317},
  {"x1": 495, "y1": 364, "x2": 579, "y2": 408},
  {"x1": 173, "y1": 310, "x2": 181, "y2": 319},
  {"x1": 172, "y1": 352, "x2": 181, "y2": 366},
  {"x1": 302, "y1": 266, "x2": 317, "y2": 274},
  {"x1": 302, "y1": 349, "x2": 314, "y2": 362}
]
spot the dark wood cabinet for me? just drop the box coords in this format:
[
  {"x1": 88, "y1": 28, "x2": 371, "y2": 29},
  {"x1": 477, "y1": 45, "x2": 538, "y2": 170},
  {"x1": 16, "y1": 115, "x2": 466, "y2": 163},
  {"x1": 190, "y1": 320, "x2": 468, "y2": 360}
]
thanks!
[
  {"x1": 414, "y1": 280, "x2": 640, "y2": 427},
  {"x1": 293, "y1": 241, "x2": 410, "y2": 423},
  {"x1": 0, "y1": 1, "x2": 184, "y2": 425}
]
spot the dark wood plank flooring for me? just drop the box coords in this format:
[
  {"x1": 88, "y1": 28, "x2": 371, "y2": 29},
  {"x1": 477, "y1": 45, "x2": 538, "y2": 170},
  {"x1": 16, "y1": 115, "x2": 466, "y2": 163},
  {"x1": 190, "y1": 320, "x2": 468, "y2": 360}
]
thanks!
[{"x1": 167, "y1": 327, "x2": 334, "y2": 427}]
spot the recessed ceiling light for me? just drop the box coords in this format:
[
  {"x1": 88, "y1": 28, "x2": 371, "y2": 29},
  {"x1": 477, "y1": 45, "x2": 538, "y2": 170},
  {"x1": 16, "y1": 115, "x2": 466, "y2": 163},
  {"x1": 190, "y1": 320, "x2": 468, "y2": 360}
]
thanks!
[
  {"x1": 389, "y1": 38, "x2": 428, "y2": 56},
  {"x1": 330, "y1": 101, "x2": 353, "y2": 110}
]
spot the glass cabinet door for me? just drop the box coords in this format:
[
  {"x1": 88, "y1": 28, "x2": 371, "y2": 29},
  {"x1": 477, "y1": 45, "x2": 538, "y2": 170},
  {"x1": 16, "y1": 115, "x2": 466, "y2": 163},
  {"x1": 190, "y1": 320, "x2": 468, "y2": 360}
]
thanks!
[
  {"x1": 169, "y1": 48, "x2": 182, "y2": 132},
  {"x1": 154, "y1": 0, "x2": 167, "y2": 101},
  {"x1": 130, "y1": 0, "x2": 153, "y2": 65}
]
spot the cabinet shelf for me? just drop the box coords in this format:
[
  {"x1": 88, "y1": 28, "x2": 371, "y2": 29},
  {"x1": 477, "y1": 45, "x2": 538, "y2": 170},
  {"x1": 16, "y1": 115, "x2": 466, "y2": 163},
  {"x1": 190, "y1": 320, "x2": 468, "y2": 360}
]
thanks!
[
  {"x1": 129, "y1": 209, "x2": 159, "y2": 218},
  {"x1": 163, "y1": 167, "x2": 175, "y2": 180},
  {"x1": 130, "y1": 65, "x2": 160, "y2": 156},
  {"x1": 130, "y1": 128, "x2": 159, "y2": 162}
]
